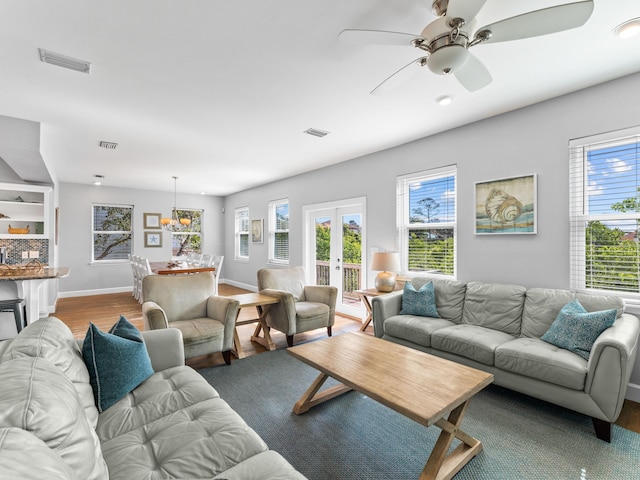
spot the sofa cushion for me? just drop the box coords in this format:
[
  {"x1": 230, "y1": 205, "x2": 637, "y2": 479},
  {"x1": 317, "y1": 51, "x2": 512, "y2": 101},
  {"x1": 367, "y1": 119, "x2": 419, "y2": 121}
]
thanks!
[
  {"x1": 462, "y1": 282, "x2": 526, "y2": 336},
  {"x1": 170, "y1": 317, "x2": 225, "y2": 347},
  {"x1": 0, "y1": 357, "x2": 109, "y2": 480},
  {"x1": 0, "y1": 427, "x2": 79, "y2": 480},
  {"x1": 97, "y1": 366, "x2": 268, "y2": 480},
  {"x1": 214, "y1": 450, "x2": 307, "y2": 480},
  {"x1": 383, "y1": 315, "x2": 455, "y2": 347},
  {"x1": 409, "y1": 277, "x2": 466, "y2": 323},
  {"x1": 541, "y1": 300, "x2": 616, "y2": 360},
  {"x1": 495, "y1": 337, "x2": 587, "y2": 390},
  {"x1": 400, "y1": 280, "x2": 439, "y2": 317},
  {"x1": 431, "y1": 325, "x2": 515, "y2": 365},
  {"x1": 295, "y1": 301, "x2": 330, "y2": 320},
  {"x1": 521, "y1": 288, "x2": 575, "y2": 338},
  {"x1": 0, "y1": 316, "x2": 99, "y2": 428}
]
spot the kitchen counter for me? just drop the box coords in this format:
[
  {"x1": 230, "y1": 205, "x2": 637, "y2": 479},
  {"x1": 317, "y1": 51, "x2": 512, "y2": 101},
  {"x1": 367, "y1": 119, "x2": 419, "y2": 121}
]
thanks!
[{"x1": 0, "y1": 266, "x2": 69, "y2": 282}]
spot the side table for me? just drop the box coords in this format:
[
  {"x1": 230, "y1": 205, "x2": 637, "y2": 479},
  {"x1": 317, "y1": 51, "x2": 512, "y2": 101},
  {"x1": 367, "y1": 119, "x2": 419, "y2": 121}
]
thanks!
[
  {"x1": 354, "y1": 288, "x2": 397, "y2": 332},
  {"x1": 226, "y1": 292, "x2": 280, "y2": 359}
]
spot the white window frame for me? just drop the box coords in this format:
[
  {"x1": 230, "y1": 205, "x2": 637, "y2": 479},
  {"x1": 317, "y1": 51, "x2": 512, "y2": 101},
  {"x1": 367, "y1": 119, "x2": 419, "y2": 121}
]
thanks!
[
  {"x1": 171, "y1": 208, "x2": 203, "y2": 259},
  {"x1": 268, "y1": 198, "x2": 289, "y2": 265},
  {"x1": 569, "y1": 125, "x2": 640, "y2": 305},
  {"x1": 235, "y1": 206, "x2": 250, "y2": 261},
  {"x1": 396, "y1": 165, "x2": 457, "y2": 278},
  {"x1": 91, "y1": 203, "x2": 133, "y2": 263}
]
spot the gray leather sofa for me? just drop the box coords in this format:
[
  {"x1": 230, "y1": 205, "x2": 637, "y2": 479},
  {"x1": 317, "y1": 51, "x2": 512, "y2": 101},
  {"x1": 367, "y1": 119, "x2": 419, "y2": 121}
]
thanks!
[
  {"x1": 372, "y1": 278, "x2": 640, "y2": 442},
  {"x1": 0, "y1": 316, "x2": 306, "y2": 479}
]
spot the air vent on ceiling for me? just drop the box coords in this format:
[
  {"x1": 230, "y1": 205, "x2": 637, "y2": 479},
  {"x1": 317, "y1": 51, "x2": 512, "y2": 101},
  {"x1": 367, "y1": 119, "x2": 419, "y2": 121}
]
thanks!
[
  {"x1": 98, "y1": 141, "x2": 118, "y2": 150},
  {"x1": 38, "y1": 48, "x2": 91, "y2": 74},
  {"x1": 304, "y1": 128, "x2": 330, "y2": 138}
]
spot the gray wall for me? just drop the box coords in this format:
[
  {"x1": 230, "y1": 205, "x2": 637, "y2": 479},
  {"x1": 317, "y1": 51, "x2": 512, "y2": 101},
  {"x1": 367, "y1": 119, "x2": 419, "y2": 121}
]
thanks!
[
  {"x1": 57, "y1": 182, "x2": 224, "y2": 295},
  {"x1": 222, "y1": 72, "x2": 640, "y2": 400}
]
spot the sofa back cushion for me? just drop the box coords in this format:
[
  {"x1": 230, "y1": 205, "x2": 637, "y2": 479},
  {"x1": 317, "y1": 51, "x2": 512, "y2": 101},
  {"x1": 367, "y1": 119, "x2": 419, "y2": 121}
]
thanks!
[
  {"x1": 0, "y1": 357, "x2": 108, "y2": 480},
  {"x1": 0, "y1": 427, "x2": 79, "y2": 480},
  {"x1": 521, "y1": 288, "x2": 576, "y2": 338},
  {"x1": 257, "y1": 266, "x2": 307, "y2": 301},
  {"x1": 0, "y1": 316, "x2": 99, "y2": 428},
  {"x1": 462, "y1": 281, "x2": 526, "y2": 335},
  {"x1": 143, "y1": 272, "x2": 214, "y2": 321},
  {"x1": 408, "y1": 277, "x2": 467, "y2": 323},
  {"x1": 575, "y1": 293, "x2": 624, "y2": 319}
]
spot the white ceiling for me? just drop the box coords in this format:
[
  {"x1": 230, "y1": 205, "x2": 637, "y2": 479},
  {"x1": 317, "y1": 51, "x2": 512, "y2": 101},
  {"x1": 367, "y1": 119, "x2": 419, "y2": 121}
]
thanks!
[{"x1": 1, "y1": 0, "x2": 639, "y2": 196}]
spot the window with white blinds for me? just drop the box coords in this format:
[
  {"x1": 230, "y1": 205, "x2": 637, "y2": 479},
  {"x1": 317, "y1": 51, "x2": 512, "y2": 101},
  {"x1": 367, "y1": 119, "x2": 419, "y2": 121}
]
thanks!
[
  {"x1": 92, "y1": 204, "x2": 133, "y2": 262},
  {"x1": 235, "y1": 207, "x2": 249, "y2": 260},
  {"x1": 570, "y1": 126, "x2": 640, "y2": 301},
  {"x1": 268, "y1": 198, "x2": 289, "y2": 264},
  {"x1": 397, "y1": 165, "x2": 456, "y2": 277}
]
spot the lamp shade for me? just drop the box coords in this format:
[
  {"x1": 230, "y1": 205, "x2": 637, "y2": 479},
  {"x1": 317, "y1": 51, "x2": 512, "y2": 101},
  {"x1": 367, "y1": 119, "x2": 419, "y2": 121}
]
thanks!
[{"x1": 371, "y1": 252, "x2": 401, "y2": 272}]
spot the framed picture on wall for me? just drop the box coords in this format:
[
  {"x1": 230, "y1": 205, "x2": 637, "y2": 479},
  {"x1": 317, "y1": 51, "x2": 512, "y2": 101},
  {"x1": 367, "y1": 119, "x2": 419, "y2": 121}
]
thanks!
[
  {"x1": 144, "y1": 231, "x2": 163, "y2": 247},
  {"x1": 144, "y1": 212, "x2": 162, "y2": 229},
  {"x1": 475, "y1": 174, "x2": 537, "y2": 235},
  {"x1": 251, "y1": 219, "x2": 263, "y2": 243}
]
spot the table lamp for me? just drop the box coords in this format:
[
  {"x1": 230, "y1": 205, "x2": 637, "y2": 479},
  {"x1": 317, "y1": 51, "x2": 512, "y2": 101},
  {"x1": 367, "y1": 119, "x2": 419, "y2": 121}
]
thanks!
[{"x1": 371, "y1": 252, "x2": 401, "y2": 292}]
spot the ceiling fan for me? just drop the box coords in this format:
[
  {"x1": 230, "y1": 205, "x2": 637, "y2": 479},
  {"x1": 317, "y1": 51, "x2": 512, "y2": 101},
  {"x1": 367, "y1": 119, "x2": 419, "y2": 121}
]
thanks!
[{"x1": 339, "y1": 0, "x2": 594, "y2": 94}]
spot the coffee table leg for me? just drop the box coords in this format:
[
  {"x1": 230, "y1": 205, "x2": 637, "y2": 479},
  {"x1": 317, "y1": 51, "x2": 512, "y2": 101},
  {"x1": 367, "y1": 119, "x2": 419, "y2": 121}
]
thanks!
[
  {"x1": 420, "y1": 400, "x2": 482, "y2": 480},
  {"x1": 293, "y1": 372, "x2": 352, "y2": 415}
]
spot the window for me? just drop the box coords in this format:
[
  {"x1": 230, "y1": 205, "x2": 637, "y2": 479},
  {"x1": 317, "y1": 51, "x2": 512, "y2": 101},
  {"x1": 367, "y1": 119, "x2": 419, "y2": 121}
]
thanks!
[
  {"x1": 171, "y1": 209, "x2": 202, "y2": 258},
  {"x1": 397, "y1": 165, "x2": 456, "y2": 277},
  {"x1": 268, "y1": 198, "x2": 289, "y2": 264},
  {"x1": 570, "y1": 126, "x2": 640, "y2": 301},
  {"x1": 92, "y1": 204, "x2": 133, "y2": 262},
  {"x1": 235, "y1": 207, "x2": 249, "y2": 260}
]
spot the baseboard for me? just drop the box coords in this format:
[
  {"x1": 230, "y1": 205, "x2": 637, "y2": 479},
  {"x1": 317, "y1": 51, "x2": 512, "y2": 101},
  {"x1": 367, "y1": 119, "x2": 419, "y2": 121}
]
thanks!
[
  {"x1": 626, "y1": 382, "x2": 640, "y2": 403},
  {"x1": 57, "y1": 286, "x2": 133, "y2": 298},
  {"x1": 223, "y1": 279, "x2": 257, "y2": 292}
]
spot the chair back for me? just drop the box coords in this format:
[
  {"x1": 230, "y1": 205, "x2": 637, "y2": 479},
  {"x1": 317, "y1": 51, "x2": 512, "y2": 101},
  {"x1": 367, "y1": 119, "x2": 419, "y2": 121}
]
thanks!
[
  {"x1": 257, "y1": 266, "x2": 307, "y2": 301},
  {"x1": 201, "y1": 254, "x2": 213, "y2": 267},
  {"x1": 212, "y1": 255, "x2": 224, "y2": 295},
  {"x1": 142, "y1": 272, "x2": 214, "y2": 321}
]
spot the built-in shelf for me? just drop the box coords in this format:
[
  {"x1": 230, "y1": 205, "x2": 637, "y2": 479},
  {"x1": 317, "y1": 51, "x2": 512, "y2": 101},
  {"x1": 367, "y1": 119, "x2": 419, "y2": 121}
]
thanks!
[{"x1": 0, "y1": 184, "x2": 50, "y2": 239}]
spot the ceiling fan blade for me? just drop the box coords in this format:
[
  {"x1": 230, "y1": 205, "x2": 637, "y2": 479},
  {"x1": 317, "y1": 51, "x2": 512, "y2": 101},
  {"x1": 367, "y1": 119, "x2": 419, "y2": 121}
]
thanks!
[
  {"x1": 474, "y1": 0, "x2": 594, "y2": 44},
  {"x1": 338, "y1": 29, "x2": 419, "y2": 47},
  {"x1": 446, "y1": 0, "x2": 488, "y2": 23},
  {"x1": 370, "y1": 58, "x2": 426, "y2": 95},
  {"x1": 454, "y1": 51, "x2": 492, "y2": 92}
]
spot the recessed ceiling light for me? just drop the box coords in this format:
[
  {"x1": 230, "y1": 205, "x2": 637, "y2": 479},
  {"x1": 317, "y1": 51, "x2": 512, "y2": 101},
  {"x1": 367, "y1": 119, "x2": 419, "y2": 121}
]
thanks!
[
  {"x1": 38, "y1": 48, "x2": 91, "y2": 74},
  {"x1": 304, "y1": 128, "x2": 330, "y2": 138},
  {"x1": 612, "y1": 18, "x2": 640, "y2": 38},
  {"x1": 93, "y1": 174, "x2": 104, "y2": 186},
  {"x1": 435, "y1": 95, "x2": 454, "y2": 106}
]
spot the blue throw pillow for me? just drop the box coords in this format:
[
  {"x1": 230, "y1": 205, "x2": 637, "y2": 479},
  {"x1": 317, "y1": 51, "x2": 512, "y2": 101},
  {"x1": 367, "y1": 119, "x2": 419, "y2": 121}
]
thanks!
[
  {"x1": 399, "y1": 280, "x2": 440, "y2": 318},
  {"x1": 82, "y1": 316, "x2": 154, "y2": 412},
  {"x1": 541, "y1": 299, "x2": 616, "y2": 360}
]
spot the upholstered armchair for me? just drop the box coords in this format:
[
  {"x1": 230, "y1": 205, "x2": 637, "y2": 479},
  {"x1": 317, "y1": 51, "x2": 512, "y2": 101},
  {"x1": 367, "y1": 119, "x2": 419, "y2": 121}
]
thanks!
[
  {"x1": 257, "y1": 266, "x2": 337, "y2": 347},
  {"x1": 141, "y1": 272, "x2": 239, "y2": 365}
]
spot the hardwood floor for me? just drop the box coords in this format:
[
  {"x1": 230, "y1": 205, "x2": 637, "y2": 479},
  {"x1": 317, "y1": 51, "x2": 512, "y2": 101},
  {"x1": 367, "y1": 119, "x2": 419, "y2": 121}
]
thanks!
[{"x1": 52, "y1": 285, "x2": 640, "y2": 435}]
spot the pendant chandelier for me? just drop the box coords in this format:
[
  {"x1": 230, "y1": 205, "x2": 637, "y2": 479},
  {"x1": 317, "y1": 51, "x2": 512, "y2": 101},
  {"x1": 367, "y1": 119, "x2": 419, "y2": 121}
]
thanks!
[{"x1": 161, "y1": 176, "x2": 191, "y2": 232}]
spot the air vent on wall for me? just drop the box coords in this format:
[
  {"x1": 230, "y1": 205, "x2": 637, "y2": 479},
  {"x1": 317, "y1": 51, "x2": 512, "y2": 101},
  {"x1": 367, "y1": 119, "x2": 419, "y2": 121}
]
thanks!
[
  {"x1": 38, "y1": 48, "x2": 91, "y2": 74},
  {"x1": 304, "y1": 128, "x2": 330, "y2": 138},
  {"x1": 98, "y1": 141, "x2": 118, "y2": 149}
]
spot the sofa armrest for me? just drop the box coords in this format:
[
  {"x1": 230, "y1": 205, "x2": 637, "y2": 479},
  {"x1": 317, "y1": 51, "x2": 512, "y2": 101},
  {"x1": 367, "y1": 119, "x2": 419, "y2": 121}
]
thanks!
[
  {"x1": 371, "y1": 291, "x2": 403, "y2": 338},
  {"x1": 259, "y1": 288, "x2": 297, "y2": 333},
  {"x1": 207, "y1": 296, "x2": 240, "y2": 351},
  {"x1": 585, "y1": 313, "x2": 640, "y2": 420},
  {"x1": 304, "y1": 285, "x2": 338, "y2": 319},
  {"x1": 141, "y1": 328, "x2": 185, "y2": 372},
  {"x1": 142, "y1": 301, "x2": 169, "y2": 330}
]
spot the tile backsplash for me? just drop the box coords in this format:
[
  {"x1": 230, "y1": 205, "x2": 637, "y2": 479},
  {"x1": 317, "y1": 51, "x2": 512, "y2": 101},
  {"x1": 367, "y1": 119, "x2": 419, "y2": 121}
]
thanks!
[{"x1": 0, "y1": 239, "x2": 49, "y2": 264}]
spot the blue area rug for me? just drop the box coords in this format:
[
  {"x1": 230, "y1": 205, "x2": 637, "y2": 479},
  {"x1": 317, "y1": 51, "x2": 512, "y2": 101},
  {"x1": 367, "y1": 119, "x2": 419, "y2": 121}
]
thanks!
[{"x1": 198, "y1": 347, "x2": 640, "y2": 479}]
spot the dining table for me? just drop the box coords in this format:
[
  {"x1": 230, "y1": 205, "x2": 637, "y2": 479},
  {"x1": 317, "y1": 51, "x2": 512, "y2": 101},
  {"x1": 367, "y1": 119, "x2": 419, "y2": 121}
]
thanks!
[{"x1": 149, "y1": 261, "x2": 215, "y2": 275}]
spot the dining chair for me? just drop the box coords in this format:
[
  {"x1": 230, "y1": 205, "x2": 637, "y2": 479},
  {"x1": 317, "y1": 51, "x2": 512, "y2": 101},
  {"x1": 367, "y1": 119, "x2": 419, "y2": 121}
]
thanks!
[
  {"x1": 211, "y1": 255, "x2": 224, "y2": 295},
  {"x1": 256, "y1": 266, "x2": 337, "y2": 347},
  {"x1": 134, "y1": 257, "x2": 154, "y2": 304},
  {"x1": 142, "y1": 272, "x2": 239, "y2": 364},
  {"x1": 201, "y1": 254, "x2": 213, "y2": 267},
  {"x1": 191, "y1": 253, "x2": 203, "y2": 265}
]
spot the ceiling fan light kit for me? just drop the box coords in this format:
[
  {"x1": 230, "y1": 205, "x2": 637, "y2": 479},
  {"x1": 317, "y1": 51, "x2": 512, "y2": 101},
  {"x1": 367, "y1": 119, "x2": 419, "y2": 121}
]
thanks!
[{"x1": 340, "y1": 0, "x2": 594, "y2": 94}]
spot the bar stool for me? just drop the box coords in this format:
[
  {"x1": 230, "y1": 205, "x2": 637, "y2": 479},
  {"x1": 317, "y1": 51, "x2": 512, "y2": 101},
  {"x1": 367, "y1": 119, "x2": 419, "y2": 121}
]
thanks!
[{"x1": 0, "y1": 298, "x2": 27, "y2": 334}]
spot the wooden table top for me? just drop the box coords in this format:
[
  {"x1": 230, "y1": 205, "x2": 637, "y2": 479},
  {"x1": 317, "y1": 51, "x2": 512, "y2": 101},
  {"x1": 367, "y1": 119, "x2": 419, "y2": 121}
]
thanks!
[
  {"x1": 226, "y1": 292, "x2": 280, "y2": 308},
  {"x1": 287, "y1": 332, "x2": 494, "y2": 428},
  {"x1": 149, "y1": 261, "x2": 215, "y2": 275}
]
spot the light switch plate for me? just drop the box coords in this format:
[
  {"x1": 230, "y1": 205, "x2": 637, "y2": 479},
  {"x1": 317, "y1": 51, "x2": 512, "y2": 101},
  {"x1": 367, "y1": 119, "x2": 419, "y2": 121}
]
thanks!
[
  {"x1": 21, "y1": 251, "x2": 29, "y2": 259},
  {"x1": 29, "y1": 251, "x2": 39, "y2": 258}
]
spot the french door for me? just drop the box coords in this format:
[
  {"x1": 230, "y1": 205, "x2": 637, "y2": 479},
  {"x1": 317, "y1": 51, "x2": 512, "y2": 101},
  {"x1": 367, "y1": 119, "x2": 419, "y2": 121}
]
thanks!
[{"x1": 303, "y1": 198, "x2": 366, "y2": 319}]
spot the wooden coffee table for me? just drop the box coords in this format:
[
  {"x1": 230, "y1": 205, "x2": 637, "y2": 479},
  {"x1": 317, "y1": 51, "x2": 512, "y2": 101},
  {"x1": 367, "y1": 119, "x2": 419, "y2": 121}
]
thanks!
[{"x1": 287, "y1": 332, "x2": 494, "y2": 480}]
